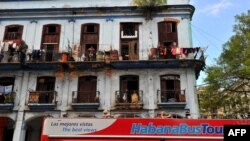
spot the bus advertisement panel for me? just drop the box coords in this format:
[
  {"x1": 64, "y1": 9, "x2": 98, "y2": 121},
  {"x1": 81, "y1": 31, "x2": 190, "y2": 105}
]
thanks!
[{"x1": 41, "y1": 118, "x2": 250, "y2": 141}]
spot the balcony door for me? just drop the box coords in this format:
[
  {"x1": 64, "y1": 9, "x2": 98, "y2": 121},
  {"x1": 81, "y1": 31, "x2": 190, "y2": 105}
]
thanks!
[
  {"x1": 78, "y1": 76, "x2": 97, "y2": 103},
  {"x1": 120, "y1": 23, "x2": 139, "y2": 60},
  {"x1": 36, "y1": 76, "x2": 55, "y2": 103},
  {"x1": 120, "y1": 75, "x2": 139, "y2": 103},
  {"x1": 158, "y1": 21, "x2": 178, "y2": 59},
  {"x1": 160, "y1": 75, "x2": 180, "y2": 102},
  {"x1": 41, "y1": 24, "x2": 61, "y2": 61},
  {"x1": 3, "y1": 25, "x2": 23, "y2": 41},
  {"x1": 0, "y1": 77, "x2": 15, "y2": 103},
  {"x1": 80, "y1": 24, "x2": 99, "y2": 61}
]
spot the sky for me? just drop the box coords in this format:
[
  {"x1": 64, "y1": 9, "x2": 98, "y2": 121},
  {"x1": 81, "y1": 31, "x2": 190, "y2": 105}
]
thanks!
[{"x1": 189, "y1": 0, "x2": 250, "y2": 85}]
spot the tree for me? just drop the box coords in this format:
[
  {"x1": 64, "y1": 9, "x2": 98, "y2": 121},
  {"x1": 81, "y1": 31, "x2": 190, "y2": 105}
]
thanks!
[
  {"x1": 133, "y1": 0, "x2": 167, "y2": 20},
  {"x1": 199, "y1": 10, "x2": 250, "y2": 118}
]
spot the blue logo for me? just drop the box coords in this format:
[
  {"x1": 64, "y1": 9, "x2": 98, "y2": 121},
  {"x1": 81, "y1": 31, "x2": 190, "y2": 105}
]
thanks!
[{"x1": 130, "y1": 123, "x2": 223, "y2": 135}]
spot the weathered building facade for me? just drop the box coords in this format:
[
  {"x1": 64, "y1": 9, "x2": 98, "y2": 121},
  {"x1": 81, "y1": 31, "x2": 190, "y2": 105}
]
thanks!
[{"x1": 0, "y1": 0, "x2": 204, "y2": 140}]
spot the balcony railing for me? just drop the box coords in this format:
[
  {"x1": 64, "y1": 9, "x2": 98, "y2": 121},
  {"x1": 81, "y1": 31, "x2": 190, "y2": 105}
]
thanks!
[
  {"x1": 157, "y1": 89, "x2": 186, "y2": 109},
  {"x1": 71, "y1": 91, "x2": 100, "y2": 110},
  {"x1": 27, "y1": 91, "x2": 57, "y2": 110},
  {"x1": 72, "y1": 91, "x2": 100, "y2": 103},
  {"x1": 115, "y1": 90, "x2": 143, "y2": 109},
  {"x1": 157, "y1": 89, "x2": 186, "y2": 103},
  {"x1": 0, "y1": 92, "x2": 15, "y2": 110},
  {"x1": 0, "y1": 92, "x2": 15, "y2": 104}
]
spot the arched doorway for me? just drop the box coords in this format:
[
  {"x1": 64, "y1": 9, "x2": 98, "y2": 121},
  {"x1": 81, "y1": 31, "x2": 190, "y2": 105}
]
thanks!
[
  {"x1": 0, "y1": 117, "x2": 15, "y2": 141},
  {"x1": 25, "y1": 117, "x2": 44, "y2": 141}
]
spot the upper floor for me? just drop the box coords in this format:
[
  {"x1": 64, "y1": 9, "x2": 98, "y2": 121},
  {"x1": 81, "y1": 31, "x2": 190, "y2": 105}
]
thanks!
[{"x1": 0, "y1": 0, "x2": 191, "y2": 9}]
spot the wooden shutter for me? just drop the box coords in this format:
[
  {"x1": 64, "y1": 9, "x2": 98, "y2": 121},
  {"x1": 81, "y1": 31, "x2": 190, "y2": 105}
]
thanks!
[{"x1": 78, "y1": 76, "x2": 97, "y2": 103}]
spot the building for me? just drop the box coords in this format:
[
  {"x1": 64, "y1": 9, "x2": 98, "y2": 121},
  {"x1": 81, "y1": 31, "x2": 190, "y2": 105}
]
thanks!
[{"x1": 0, "y1": 0, "x2": 205, "y2": 140}]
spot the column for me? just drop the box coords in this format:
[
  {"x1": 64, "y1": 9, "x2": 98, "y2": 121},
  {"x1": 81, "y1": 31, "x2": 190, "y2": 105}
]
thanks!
[
  {"x1": 105, "y1": 71, "x2": 111, "y2": 110},
  {"x1": 28, "y1": 20, "x2": 38, "y2": 50},
  {"x1": 186, "y1": 69, "x2": 200, "y2": 119},
  {"x1": 13, "y1": 72, "x2": 30, "y2": 141},
  {"x1": 12, "y1": 112, "x2": 25, "y2": 141}
]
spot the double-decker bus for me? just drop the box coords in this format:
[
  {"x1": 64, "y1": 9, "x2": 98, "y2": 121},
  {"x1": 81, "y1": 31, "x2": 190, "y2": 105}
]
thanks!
[{"x1": 41, "y1": 118, "x2": 250, "y2": 141}]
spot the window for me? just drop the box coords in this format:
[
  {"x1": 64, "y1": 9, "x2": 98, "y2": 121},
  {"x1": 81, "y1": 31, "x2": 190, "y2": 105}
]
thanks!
[
  {"x1": 158, "y1": 21, "x2": 178, "y2": 45},
  {"x1": 160, "y1": 75, "x2": 181, "y2": 102},
  {"x1": 123, "y1": 23, "x2": 136, "y2": 36},
  {"x1": 41, "y1": 24, "x2": 61, "y2": 61},
  {"x1": 3, "y1": 25, "x2": 23, "y2": 41},
  {"x1": 77, "y1": 76, "x2": 97, "y2": 103},
  {"x1": 0, "y1": 77, "x2": 15, "y2": 103},
  {"x1": 47, "y1": 26, "x2": 56, "y2": 34},
  {"x1": 86, "y1": 24, "x2": 95, "y2": 33},
  {"x1": 35, "y1": 76, "x2": 55, "y2": 103},
  {"x1": 82, "y1": 24, "x2": 99, "y2": 33},
  {"x1": 81, "y1": 24, "x2": 99, "y2": 60},
  {"x1": 120, "y1": 23, "x2": 139, "y2": 60},
  {"x1": 36, "y1": 76, "x2": 55, "y2": 91},
  {"x1": 119, "y1": 75, "x2": 139, "y2": 103}
]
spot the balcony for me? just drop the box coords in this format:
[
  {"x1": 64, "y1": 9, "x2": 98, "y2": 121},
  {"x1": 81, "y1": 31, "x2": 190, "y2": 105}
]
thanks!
[
  {"x1": 27, "y1": 91, "x2": 57, "y2": 110},
  {"x1": 0, "y1": 47, "x2": 205, "y2": 79},
  {"x1": 157, "y1": 90, "x2": 186, "y2": 109},
  {"x1": 71, "y1": 91, "x2": 100, "y2": 110},
  {"x1": 114, "y1": 90, "x2": 143, "y2": 110},
  {"x1": 0, "y1": 92, "x2": 15, "y2": 111}
]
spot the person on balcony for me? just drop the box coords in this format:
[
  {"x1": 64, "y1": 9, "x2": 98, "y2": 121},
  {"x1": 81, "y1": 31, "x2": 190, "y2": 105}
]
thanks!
[{"x1": 87, "y1": 46, "x2": 95, "y2": 61}]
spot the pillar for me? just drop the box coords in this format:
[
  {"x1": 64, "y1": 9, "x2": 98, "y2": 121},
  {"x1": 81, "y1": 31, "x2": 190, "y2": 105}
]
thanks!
[{"x1": 13, "y1": 72, "x2": 30, "y2": 141}]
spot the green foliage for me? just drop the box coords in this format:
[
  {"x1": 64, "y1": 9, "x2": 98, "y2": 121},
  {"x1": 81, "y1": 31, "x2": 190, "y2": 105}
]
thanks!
[
  {"x1": 200, "y1": 10, "x2": 250, "y2": 117},
  {"x1": 133, "y1": 0, "x2": 167, "y2": 7},
  {"x1": 133, "y1": 0, "x2": 167, "y2": 20}
]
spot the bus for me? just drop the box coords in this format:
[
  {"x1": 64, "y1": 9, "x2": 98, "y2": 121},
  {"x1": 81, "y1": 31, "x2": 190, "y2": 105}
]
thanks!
[{"x1": 41, "y1": 118, "x2": 250, "y2": 141}]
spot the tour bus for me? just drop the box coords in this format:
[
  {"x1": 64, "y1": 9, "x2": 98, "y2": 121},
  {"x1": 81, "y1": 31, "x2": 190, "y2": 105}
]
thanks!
[{"x1": 41, "y1": 118, "x2": 250, "y2": 141}]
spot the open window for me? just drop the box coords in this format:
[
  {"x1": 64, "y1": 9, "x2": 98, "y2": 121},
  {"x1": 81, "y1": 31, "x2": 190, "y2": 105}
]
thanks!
[
  {"x1": 3, "y1": 25, "x2": 23, "y2": 41},
  {"x1": 120, "y1": 23, "x2": 139, "y2": 60},
  {"x1": 31, "y1": 76, "x2": 56, "y2": 104},
  {"x1": 0, "y1": 77, "x2": 15, "y2": 103},
  {"x1": 160, "y1": 75, "x2": 183, "y2": 102},
  {"x1": 158, "y1": 21, "x2": 178, "y2": 59},
  {"x1": 80, "y1": 24, "x2": 99, "y2": 61},
  {"x1": 41, "y1": 24, "x2": 61, "y2": 61},
  {"x1": 119, "y1": 75, "x2": 139, "y2": 103}
]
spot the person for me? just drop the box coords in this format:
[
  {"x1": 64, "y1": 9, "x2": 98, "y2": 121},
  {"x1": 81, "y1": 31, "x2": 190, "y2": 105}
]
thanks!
[
  {"x1": 170, "y1": 42, "x2": 177, "y2": 59},
  {"x1": 102, "y1": 110, "x2": 110, "y2": 118},
  {"x1": 159, "y1": 111, "x2": 172, "y2": 119},
  {"x1": 87, "y1": 46, "x2": 95, "y2": 61},
  {"x1": 185, "y1": 110, "x2": 192, "y2": 119}
]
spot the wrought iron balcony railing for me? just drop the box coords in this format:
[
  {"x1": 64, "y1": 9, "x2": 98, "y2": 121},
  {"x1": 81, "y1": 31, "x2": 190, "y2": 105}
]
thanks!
[
  {"x1": 0, "y1": 92, "x2": 16, "y2": 104},
  {"x1": 157, "y1": 89, "x2": 186, "y2": 103},
  {"x1": 28, "y1": 91, "x2": 57, "y2": 104},
  {"x1": 114, "y1": 90, "x2": 143, "y2": 109},
  {"x1": 72, "y1": 91, "x2": 100, "y2": 103},
  {"x1": 115, "y1": 90, "x2": 143, "y2": 104}
]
